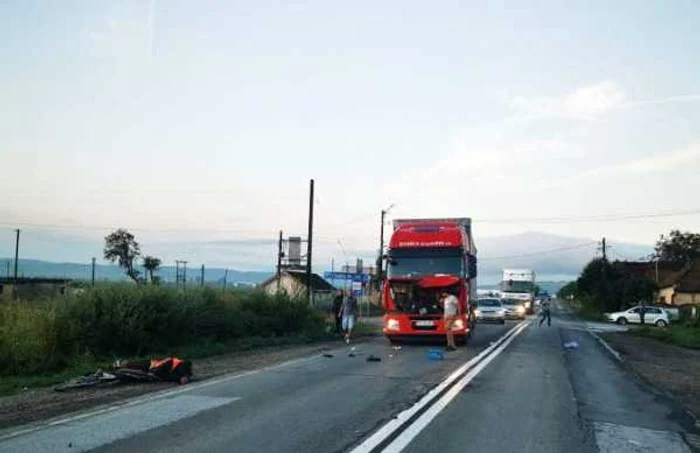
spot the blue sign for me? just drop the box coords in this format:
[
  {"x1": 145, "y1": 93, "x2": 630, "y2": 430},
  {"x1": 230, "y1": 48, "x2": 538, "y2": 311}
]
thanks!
[{"x1": 324, "y1": 272, "x2": 370, "y2": 283}]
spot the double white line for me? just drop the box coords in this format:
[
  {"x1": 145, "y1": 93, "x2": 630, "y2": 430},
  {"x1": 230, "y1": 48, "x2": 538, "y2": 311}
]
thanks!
[{"x1": 350, "y1": 320, "x2": 531, "y2": 453}]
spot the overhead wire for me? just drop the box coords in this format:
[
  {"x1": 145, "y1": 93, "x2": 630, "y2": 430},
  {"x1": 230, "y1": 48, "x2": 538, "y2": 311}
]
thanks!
[{"x1": 479, "y1": 242, "x2": 598, "y2": 261}]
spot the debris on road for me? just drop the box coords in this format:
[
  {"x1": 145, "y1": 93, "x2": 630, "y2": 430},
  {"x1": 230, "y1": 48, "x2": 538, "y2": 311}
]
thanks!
[
  {"x1": 392, "y1": 346, "x2": 402, "y2": 350},
  {"x1": 563, "y1": 341, "x2": 579, "y2": 350},
  {"x1": 428, "y1": 349, "x2": 444, "y2": 360},
  {"x1": 322, "y1": 353, "x2": 334, "y2": 358},
  {"x1": 55, "y1": 357, "x2": 193, "y2": 391},
  {"x1": 348, "y1": 353, "x2": 356, "y2": 357},
  {"x1": 366, "y1": 355, "x2": 381, "y2": 362}
]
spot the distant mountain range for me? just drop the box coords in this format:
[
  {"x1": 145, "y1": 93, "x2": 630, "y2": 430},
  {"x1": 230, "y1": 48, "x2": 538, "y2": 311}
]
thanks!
[
  {"x1": 478, "y1": 281, "x2": 570, "y2": 295},
  {"x1": 474, "y1": 232, "x2": 652, "y2": 284},
  {"x1": 0, "y1": 258, "x2": 273, "y2": 285},
  {"x1": 0, "y1": 231, "x2": 654, "y2": 286}
]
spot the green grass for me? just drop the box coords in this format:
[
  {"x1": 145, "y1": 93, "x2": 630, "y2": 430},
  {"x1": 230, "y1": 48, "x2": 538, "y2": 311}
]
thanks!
[
  {"x1": 0, "y1": 358, "x2": 109, "y2": 397},
  {"x1": 561, "y1": 298, "x2": 605, "y2": 321},
  {"x1": 631, "y1": 325, "x2": 700, "y2": 349}
]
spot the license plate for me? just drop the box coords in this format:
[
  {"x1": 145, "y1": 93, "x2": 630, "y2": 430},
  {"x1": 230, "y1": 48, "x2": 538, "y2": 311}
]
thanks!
[{"x1": 415, "y1": 320, "x2": 435, "y2": 327}]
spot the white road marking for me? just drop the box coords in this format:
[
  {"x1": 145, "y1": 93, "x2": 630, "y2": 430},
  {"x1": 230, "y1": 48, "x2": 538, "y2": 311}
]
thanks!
[
  {"x1": 349, "y1": 320, "x2": 530, "y2": 453},
  {"x1": 594, "y1": 422, "x2": 691, "y2": 453},
  {"x1": 588, "y1": 329, "x2": 624, "y2": 363},
  {"x1": 0, "y1": 395, "x2": 241, "y2": 453},
  {"x1": 380, "y1": 321, "x2": 530, "y2": 453}
]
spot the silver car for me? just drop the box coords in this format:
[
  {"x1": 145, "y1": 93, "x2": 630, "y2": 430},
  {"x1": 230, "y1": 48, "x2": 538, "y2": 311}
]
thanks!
[
  {"x1": 475, "y1": 298, "x2": 506, "y2": 324},
  {"x1": 502, "y1": 298, "x2": 527, "y2": 320}
]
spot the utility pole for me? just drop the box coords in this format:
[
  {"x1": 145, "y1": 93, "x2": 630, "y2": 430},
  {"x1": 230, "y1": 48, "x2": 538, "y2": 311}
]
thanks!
[
  {"x1": 13, "y1": 229, "x2": 20, "y2": 283},
  {"x1": 200, "y1": 264, "x2": 205, "y2": 287},
  {"x1": 175, "y1": 260, "x2": 188, "y2": 289},
  {"x1": 601, "y1": 237, "x2": 607, "y2": 261},
  {"x1": 222, "y1": 268, "x2": 228, "y2": 292},
  {"x1": 91, "y1": 257, "x2": 96, "y2": 286},
  {"x1": 306, "y1": 179, "x2": 314, "y2": 304},
  {"x1": 6, "y1": 261, "x2": 9, "y2": 278},
  {"x1": 277, "y1": 230, "x2": 283, "y2": 291},
  {"x1": 376, "y1": 204, "x2": 394, "y2": 290}
]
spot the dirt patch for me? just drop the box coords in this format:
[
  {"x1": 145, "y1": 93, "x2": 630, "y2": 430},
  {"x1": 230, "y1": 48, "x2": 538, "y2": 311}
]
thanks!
[
  {"x1": 0, "y1": 339, "x2": 347, "y2": 431},
  {"x1": 600, "y1": 331, "x2": 700, "y2": 419}
]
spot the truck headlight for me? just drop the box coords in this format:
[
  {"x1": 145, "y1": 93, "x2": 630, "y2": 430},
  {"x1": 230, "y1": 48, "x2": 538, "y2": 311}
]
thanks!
[
  {"x1": 452, "y1": 319, "x2": 465, "y2": 330},
  {"x1": 516, "y1": 306, "x2": 525, "y2": 313},
  {"x1": 386, "y1": 319, "x2": 400, "y2": 331},
  {"x1": 474, "y1": 309, "x2": 481, "y2": 317}
]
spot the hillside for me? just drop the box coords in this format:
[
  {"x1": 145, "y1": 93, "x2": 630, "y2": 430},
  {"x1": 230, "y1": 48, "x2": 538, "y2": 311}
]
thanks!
[{"x1": 0, "y1": 258, "x2": 273, "y2": 285}]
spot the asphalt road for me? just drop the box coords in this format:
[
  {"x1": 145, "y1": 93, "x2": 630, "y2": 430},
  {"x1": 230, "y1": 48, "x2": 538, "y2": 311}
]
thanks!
[{"x1": 1, "y1": 308, "x2": 695, "y2": 453}]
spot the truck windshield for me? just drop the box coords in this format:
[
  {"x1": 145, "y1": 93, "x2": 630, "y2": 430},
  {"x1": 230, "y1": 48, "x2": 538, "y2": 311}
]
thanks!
[
  {"x1": 388, "y1": 248, "x2": 462, "y2": 278},
  {"x1": 501, "y1": 281, "x2": 534, "y2": 292}
]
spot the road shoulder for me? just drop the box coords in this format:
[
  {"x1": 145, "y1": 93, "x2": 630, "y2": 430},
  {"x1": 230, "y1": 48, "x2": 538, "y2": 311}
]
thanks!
[
  {"x1": 0, "y1": 339, "x2": 347, "y2": 431},
  {"x1": 599, "y1": 331, "x2": 700, "y2": 430}
]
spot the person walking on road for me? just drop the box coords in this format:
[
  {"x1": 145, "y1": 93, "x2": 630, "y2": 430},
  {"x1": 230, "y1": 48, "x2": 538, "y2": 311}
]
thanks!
[
  {"x1": 539, "y1": 299, "x2": 551, "y2": 327},
  {"x1": 331, "y1": 290, "x2": 344, "y2": 337},
  {"x1": 339, "y1": 291, "x2": 358, "y2": 344},
  {"x1": 441, "y1": 290, "x2": 459, "y2": 351}
]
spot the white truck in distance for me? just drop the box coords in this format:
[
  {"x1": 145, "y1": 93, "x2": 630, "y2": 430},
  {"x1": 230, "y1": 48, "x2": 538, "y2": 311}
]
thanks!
[{"x1": 501, "y1": 269, "x2": 536, "y2": 314}]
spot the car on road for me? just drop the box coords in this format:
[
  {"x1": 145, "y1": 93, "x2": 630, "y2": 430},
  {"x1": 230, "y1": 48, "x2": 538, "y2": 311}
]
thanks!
[
  {"x1": 474, "y1": 298, "x2": 506, "y2": 324},
  {"x1": 653, "y1": 304, "x2": 680, "y2": 321},
  {"x1": 606, "y1": 306, "x2": 670, "y2": 327},
  {"x1": 501, "y1": 298, "x2": 526, "y2": 320}
]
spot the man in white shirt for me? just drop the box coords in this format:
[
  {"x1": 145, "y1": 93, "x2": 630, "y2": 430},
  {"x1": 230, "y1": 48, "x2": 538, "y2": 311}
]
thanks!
[{"x1": 441, "y1": 290, "x2": 459, "y2": 351}]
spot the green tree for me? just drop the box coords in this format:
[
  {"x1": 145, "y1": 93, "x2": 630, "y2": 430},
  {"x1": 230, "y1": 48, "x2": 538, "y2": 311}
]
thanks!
[
  {"x1": 143, "y1": 256, "x2": 162, "y2": 284},
  {"x1": 558, "y1": 281, "x2": 578, "y2": 300},
  {"x1": 655, "y1": 230, "x2": 700, "y2": 269},
  {"x1": 576, "y1": 258, "x2": 619, "y2": 312},
  {"x1": 104, "y1": 229, "x2": 141, "y2": 283}
]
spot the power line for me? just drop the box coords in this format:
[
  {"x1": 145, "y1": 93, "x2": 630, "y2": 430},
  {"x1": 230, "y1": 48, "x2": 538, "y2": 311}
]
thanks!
[
  {"x1": 480, "y1": 242, "x2": 598, "y2": 261},
  {"x1": 476, "y1": 208, "x2": 700, "y2": 224}
]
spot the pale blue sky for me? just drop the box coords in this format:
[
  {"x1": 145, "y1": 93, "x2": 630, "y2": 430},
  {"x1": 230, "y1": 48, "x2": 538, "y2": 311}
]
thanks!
[{"x1": 2, "y1": 1, "x2": 700, "y2": 269}]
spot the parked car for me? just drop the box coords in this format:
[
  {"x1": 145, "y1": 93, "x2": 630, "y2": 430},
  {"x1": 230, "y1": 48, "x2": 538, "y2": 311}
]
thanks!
[
  {"x1": 501, "y1": 298, "x2": 526, "y2": 320},
  {"x1": 474, "y1": 298, "x2": 506, "y2": 324},
  {"x1": 606, "y1": 306, "x2": 669, "y2": 327},
  {"x1": 653, "y1": 304, "x2": 680, "y2": 321}
]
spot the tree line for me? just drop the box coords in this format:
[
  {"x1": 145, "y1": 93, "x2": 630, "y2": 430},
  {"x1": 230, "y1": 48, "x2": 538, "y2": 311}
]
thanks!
[{"x1": 558, "y1": 230, "x2": 700, "y2": 312}]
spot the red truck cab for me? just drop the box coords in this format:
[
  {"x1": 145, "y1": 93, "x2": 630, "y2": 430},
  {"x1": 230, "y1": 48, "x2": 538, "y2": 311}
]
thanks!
[{"x1": 381, "y1": 218, "x2": 478, "y2": 344}]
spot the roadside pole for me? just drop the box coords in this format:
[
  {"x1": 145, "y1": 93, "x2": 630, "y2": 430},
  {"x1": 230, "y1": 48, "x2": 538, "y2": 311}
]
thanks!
[
  {"x1": 13, "y1": 229, "x2": 20, "y2": 300},
  {"x1": 91, "y1": 257, "x2": 96, "y2": 286}
]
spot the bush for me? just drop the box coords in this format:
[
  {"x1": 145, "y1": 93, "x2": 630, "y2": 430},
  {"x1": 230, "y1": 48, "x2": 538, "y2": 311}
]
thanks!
[
  {"x1": 633, "y1": 325, "x2": 700, "y2": 349},
  {"x1": 0, "y1": 285, "x2": 325, "y2": 376}
]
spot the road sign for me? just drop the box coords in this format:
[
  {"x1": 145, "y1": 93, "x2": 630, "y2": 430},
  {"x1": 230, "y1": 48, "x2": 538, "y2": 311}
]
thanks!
[{"x1": 323, "y1": 272, "x2": 370, "y2": 283}]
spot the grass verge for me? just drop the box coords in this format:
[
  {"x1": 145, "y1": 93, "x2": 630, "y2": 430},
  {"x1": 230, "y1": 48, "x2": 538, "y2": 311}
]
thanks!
[{"x1": 631, "y1": 325, "x2": 700, "y2": 349}]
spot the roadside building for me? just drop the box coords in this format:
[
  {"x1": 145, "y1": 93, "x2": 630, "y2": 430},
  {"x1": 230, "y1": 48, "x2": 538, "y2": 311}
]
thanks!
[
  {"x1": 656, "y1": 261, "x2": 700, "y2": 306},
  {"x1": 260, "y1": 270, "x2": 335, "y2": 305},
  {"x1": 0, "y1": 277, "x2": 71, "y2": 301}
]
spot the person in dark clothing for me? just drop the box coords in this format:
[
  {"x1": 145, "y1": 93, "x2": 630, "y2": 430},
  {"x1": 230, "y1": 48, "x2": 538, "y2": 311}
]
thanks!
[
  {"x1": 331, "y1": 290, "x2": 344, "y2": 336},
  {"x1": 539, "y1": 300, "x2": 551, "y2": 327}
]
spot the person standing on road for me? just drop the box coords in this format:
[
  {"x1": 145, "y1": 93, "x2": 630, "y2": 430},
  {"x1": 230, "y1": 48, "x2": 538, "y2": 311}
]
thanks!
[
  {"x1": 339, "y1": 291, "x2": 358, "y2": 344},
  {"x1": 441, "y1": 290, "x2": 459, "y2": 351},
  {"x1": 331, "y1": 290, "x2": 344, "y2": 337},
  {"x1": 539, "y1": 299, "x2": 551, "y2": 327}
]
